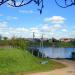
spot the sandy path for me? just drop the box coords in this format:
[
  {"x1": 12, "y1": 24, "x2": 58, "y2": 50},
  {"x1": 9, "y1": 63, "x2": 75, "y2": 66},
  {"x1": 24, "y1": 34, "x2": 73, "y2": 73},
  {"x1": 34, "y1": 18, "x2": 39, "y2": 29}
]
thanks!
[{"x1": 27, "y1": 59, "x2": 75, "y2": 75}]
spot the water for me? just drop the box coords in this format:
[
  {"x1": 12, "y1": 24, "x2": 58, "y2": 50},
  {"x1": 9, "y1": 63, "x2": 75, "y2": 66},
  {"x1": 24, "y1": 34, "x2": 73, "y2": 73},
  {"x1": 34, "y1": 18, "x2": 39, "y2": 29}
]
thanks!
[{"x1": 38, "y1": 47, "x2": 75, "y2": 58}]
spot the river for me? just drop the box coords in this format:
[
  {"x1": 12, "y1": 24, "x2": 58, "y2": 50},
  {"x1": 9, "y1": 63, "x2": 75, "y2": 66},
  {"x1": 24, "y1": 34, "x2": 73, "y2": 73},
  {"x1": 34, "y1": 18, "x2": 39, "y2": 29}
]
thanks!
[{"x1": 38, "y1": 47, "x2": 75, "y2": 58}]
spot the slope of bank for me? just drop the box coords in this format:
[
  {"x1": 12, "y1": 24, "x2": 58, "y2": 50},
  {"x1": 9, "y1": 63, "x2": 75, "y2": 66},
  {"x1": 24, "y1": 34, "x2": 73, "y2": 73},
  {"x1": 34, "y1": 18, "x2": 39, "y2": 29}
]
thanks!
[{"x1": 0, "y1": 48, "x2": 65, "y2": 75}]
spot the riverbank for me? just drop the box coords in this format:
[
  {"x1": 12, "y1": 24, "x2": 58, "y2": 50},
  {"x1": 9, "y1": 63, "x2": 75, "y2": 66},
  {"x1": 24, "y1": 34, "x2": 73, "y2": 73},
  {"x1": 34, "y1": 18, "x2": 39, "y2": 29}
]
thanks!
[
  {"x1": 26, "y1": 59, "x2": 75, "y2": 75},
  {"x1": 0, "y1": 48, "x2": 65, "y2": 75}
]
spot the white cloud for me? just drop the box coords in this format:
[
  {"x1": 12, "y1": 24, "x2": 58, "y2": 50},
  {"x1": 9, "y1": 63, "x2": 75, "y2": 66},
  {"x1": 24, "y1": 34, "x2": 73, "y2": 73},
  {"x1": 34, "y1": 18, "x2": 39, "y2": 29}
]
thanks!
[
  {"x1": 46, "y1": 24, "x2": 62, "y2": 31},
  {"x1": 39, "y1": 24, "x2": 62, "y2": 32},
  {"x1": 0, "y1": 28, "x2": 29, "y2": 38},
  {"x1": 70, "y1": 31, "x2": 75, "y2": 34},
  {"x1": 72, "y1": 25, "x2": 75, "y2": 29},
  {"x1": 0, "y1": 22, "x2": 67, "y2": 39},
  {"x1": 6, "y1": 16, "x2": 18, "y2": 20},
  {"x1": 44, "y1": 16, "x2": 65, "y2": 24},
  {"x1": 61, "y1": 29, "x2": 68, "y2": 32},
  {"x1": 30, "y1": 27, "x2": 40, "y2": 33},
  {"x1": 19, "y1": 10, "x2": 34, "y2": 14},
  {"x1": 0, "y1": 20, "x2": 74, "y2": 39},
  {"x1": 0, "y1": 21, "x2": 8, "y2": 28},
  {"x1": 41, "y1": 24, "x2": 50, "y2": 32},
  {"x1": 52, "y1": 24, "x2": 62, "y2": 29},
  {"x1": 35, "y1": 33, "x2": 41, "y2": 38},
  {"x1": 15, "y1": 28, "x2": 29, "y2": 33}
]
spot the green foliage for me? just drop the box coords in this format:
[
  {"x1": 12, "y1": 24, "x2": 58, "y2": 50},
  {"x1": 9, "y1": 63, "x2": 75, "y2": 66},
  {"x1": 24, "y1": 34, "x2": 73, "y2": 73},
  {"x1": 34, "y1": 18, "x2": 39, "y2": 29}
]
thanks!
[
  {"x1": 9, "y1": 38, "x2": 28, "y2": 49},
  {"x1": 0, "y1": 37, "x2": 29, "y2": 50},
  {"x1": 0, "y1": 37, "x2": 75, "y2": 48},
  {"x1": 0, "y1": 40, "x2": 10, "y2": 46},
  {"x1": 43, "y1": 40, "x2": 52, "y2": 47},
  {"x1": 3, "y1": 37, "x2": 8, "y2": 40},
  {"x1": 29, "y1": 40, "x2": 52, "y2": 47},
  {"x1": 28, "y1": 39, "x2": 75, "y2": 47},
  {"x1": 56, "y1": 41, "x2": 75, "y2": 47}
]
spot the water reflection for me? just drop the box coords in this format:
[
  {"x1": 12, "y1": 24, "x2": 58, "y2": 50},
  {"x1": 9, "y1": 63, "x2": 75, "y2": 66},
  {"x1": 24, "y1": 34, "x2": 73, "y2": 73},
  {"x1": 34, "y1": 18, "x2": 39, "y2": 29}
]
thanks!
[{"x1": 38, "y1": 47, "x2": 75, "y2": 58}]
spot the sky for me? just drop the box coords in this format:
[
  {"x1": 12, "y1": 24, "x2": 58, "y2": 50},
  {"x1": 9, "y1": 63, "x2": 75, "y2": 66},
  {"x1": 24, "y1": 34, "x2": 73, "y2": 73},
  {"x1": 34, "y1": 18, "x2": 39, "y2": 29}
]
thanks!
[{"x1": 0, "y1": 0, "x2": 75, "y2": 39}]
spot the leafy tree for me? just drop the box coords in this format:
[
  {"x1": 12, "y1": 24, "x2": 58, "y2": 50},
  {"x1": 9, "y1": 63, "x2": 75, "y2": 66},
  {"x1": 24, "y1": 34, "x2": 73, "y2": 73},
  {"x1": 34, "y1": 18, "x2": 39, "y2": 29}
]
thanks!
[
  {"x1": 3, "y1": 37, "x2": 8, "y2": 40},
  {"x1": 55, "y1": 0, "x2": 75, "y2": 8},
  {"x1": 0, "y1": 0, "x2": 44, "y2": 14},
  {"x1": 0, "y1": 0, "x2": 75, "y2": 14}
]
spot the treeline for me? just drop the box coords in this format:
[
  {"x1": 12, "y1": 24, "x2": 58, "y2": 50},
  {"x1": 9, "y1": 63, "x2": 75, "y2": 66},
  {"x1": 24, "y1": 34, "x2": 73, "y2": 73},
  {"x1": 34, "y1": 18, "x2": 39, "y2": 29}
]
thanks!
[
  {"x1": 0, "y1": 36, "x2": 75, "y2": 49},
  {"x1": 56, "y1": 41, "x2": 75, "y2": 47},
  {"x1": 28, "y1": 39, "x2": 52, "y2": 47},
  {"x1": 29, "y1": 39, "x2": 75, "y2": 48},
  {"x1": 0, "y1": 37, "x2": 29, "y2": 50}
]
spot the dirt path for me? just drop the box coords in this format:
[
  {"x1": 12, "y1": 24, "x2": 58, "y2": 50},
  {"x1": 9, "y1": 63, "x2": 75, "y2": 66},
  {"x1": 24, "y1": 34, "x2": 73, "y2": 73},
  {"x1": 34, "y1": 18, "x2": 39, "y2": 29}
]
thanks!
[{"x1": 27, "y1": 59, "x2": 75, "y2": 75}]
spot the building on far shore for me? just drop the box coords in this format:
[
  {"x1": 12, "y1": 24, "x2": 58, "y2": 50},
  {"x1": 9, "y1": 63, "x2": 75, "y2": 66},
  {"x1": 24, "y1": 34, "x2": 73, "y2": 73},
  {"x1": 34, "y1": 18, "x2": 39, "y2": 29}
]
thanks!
[{"x1": 60, "y1": 38, "x2": 75, "y2": 42}]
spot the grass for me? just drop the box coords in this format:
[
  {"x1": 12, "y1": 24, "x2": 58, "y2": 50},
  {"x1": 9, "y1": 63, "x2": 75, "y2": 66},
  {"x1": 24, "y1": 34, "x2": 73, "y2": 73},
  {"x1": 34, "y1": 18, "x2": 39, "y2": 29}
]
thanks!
[{"x1": 0, "y1": 48, "x2": 65, "y2": 75}]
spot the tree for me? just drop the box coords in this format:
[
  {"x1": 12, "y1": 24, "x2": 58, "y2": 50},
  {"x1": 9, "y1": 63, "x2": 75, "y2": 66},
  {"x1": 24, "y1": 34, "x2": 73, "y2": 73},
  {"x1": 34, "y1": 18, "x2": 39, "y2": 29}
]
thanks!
[
  {"x1": 3, "y1": 37, "x2": 8, "y2": 40},
  {"x1": 0, "y1": 35, "x2": 2, "y2": 40},
  {"x1": 55, "y1": 0, "x2": 75, "y2": 8},
  {"x1": 0, "y1": 0, "x2": 74, "y2": 14},
  {"x1": 0, "y1": 0, "x2": 44, "y2": 14}
]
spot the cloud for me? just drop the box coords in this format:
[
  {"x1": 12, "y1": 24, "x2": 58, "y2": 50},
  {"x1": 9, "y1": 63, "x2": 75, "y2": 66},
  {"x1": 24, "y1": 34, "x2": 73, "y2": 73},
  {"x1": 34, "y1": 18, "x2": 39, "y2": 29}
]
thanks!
[
  {"x1": 0, "y1": 20, "x2": 74, "y2": 39},
  {"x1": 44, "y1": 16, "x2": 65, "y2": 24},
  {"x1": 0, "y1": 21, "x2": 30, "y2": 38},
  {"x1": 61, "y1": 29, "x2": 68, "y2": 32},
  {"x1": 38, "y1": 23, "x2": 63, "y2": 33},
  {"x1": 0, "y1": 21, "x2": 8, "y2": 28},
  {"x1": 41, "y1": 24, "x2": 50, "y2": 32},
  {"x1": 6, "y1": 16, "x2": 18, "y2": 20},
  {"x1": 0, "y1": 21, "x2": 10, "y2": 37},
  {"x1": 0, "y1": 27, "x2": 30, "y2": 38},
  {"x1": 35, "y1": 33, "x2": 41, "y2": 38},
  {"x1": 30, "y1": 27, "x2": 40, "y2": 33},
  {"x1": 52, "y1": 24, "x2": 62, "y2": 29},
  {"x1": 15, "y1": 28, "x2": 29, "y2": 33},
  {"x1": 72, "y1": 25, "x2": 75, "y2": 29},
  {"x1": 70, "y1": 31, "x2": 75, "y2": 34},
  {"x1": 0, "y1": 22, "x2": 67, "y2": 39},
  {"x1": 19, "y1": 10, "x2": 34, "y2": 14}
]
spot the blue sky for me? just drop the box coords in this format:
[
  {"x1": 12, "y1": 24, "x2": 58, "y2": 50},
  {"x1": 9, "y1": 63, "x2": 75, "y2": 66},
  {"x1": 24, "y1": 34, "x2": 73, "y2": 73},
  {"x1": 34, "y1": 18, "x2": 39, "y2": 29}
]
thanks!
[{"x1": 0, "y1": 0, "x2": 75, "y2": 39}]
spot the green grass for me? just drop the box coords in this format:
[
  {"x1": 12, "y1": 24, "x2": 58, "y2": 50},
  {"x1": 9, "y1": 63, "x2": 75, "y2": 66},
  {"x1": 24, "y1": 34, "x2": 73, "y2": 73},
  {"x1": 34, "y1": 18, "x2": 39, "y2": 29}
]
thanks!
[{"x1": 0, "y1": 48, "x2": 65, "y2": 75}]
